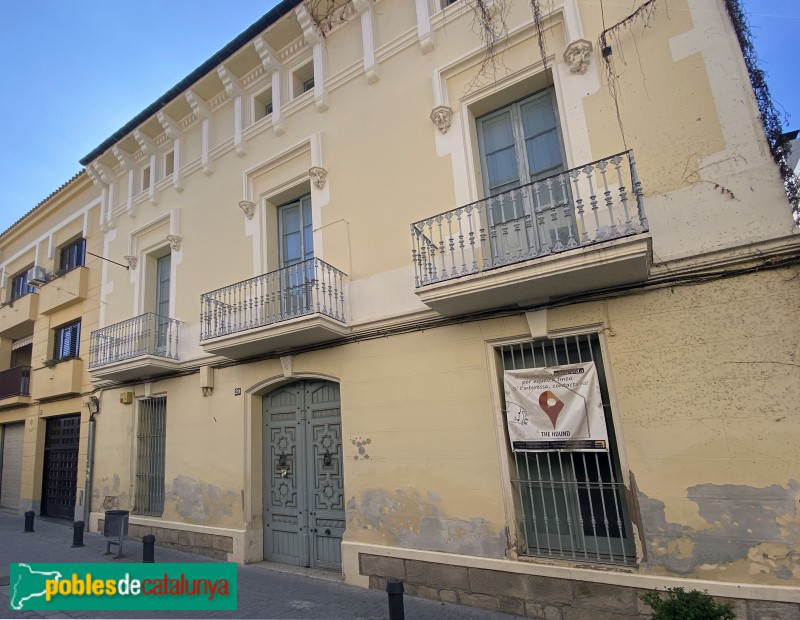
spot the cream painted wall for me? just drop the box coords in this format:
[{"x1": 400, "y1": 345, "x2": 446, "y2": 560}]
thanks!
[{"x1": 49, "y1": 0, "x2": 800, "y2": 593}]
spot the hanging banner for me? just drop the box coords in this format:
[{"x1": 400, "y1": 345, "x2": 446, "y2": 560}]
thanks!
[{"x1": 504, "y1": 361, "x2": 608, "y2": 452}]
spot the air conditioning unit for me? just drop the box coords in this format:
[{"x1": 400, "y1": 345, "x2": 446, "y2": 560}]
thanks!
[{"x1": 26, "y1": 266, "x2": 48, "y2": 286}]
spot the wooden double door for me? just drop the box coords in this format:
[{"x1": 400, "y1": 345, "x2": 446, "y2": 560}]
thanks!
[{"x1": 263, "y1": 381, "x2": 344, "y2": 570}]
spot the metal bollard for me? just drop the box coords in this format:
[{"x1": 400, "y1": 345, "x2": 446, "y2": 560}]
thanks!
[
  {"x1": 386, "y1": 578, "x2": 405, "y2": 620},
  {"x1": 23, "y1": 511, "x2": 35, "y2": 533},
  {"x1": 72, "y1": 521, "x2": 85, "y2": 547},
  {"x1": 142, "y1": 534, "x2": 155, "y2": 563}
]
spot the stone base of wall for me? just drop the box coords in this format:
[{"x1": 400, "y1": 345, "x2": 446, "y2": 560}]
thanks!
[
  {"x1": 359, "y1": 554, "x2": 800, "y2": 620},
  {"x1": 97, "y1": 518, "x2": 233, "y2": 561}
]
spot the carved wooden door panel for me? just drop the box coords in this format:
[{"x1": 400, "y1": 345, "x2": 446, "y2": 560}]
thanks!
[{"x1": 263, "y1": 381, "x2": 344, "y2": 570}]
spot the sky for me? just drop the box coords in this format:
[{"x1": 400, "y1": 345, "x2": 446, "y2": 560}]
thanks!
[{"x1": 0, "y1": 0, "x2": 797, "y2": 234}]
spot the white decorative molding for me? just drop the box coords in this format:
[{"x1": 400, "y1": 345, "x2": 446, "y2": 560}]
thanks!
[
  {"x1": 254, "y1": 37, "x2": 285, "y2": 136},
  {"x1": 295, "y1": 4, "x2": 329, "y2": 112},
  {"x1": 309, "y1": 167, "x2": 328, "y2": 189},
  {"x1": 354, "y1": 0, "x2": 380, "y2": 83},
  {"x1": 166, "y1": 235, "x2": 182, "y2": 251},
  {"x1": 112, "y1": 146, "x2": 138, "y2": 218},
  {"x1": 414, "y1": 0, "x2": 434, "y2": 53},
  {"x1": 123, "y1": 255, "x2": 138, "y2": 270},
  {"x1": 133, "y1": 130, "x2": 160, "y2": 205},
  {"x1": 239, "y1": 200, "x2": 256, "y2": 220},
  {"x1": 186, "y1": 89, "x2": 214, "y2": 175},
  {"x1": 88, "y1": 161, "x2": 117, "y2": 231},
  {"x1": 217, "y1": 65, "x2": 248, "y2": 157},
  {"x1": 157, "y1": 111, "x2": 185, "y2": 192},
  {"x1": 430, "y1": 106, "x2": 453, "y2": 134},
  {"x1": 563, "y1": 39, "x2": 593, "y2": 74}
]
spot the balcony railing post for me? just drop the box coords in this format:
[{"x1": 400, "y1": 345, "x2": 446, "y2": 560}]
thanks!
[
  {"x1": 410, "y1": 150, "x2": 649, "y2": 288},
  {"x1": 628, "y1": 151, "x2": 648, "y2": 231}
]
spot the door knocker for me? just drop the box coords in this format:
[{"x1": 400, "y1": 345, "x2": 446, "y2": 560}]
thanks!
[
  {"x1": 322, "y1": 449, "x2": 333, "y2": 467},
  {"x1": 278, "y1": 452, "x2": 289, "y2": 477}
]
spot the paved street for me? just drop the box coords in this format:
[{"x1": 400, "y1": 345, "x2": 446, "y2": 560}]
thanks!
[{"x1": 0, "y1": 510, "x2": 522, "y2": 619}]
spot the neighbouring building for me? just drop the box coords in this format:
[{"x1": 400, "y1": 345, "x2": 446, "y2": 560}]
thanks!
[
  {"x1": 0, "y1": 172, "x2": 102, "y2": 523},
  {"x1": 2, "y1": 0, "x2": 799, "y2": 617}
]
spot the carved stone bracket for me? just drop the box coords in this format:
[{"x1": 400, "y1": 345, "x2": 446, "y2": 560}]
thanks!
[
  {"x1": 564, "y1": 39, "x2": 593, "y2": 75},
  {"x1": 239, "y1": 200, "x2": 256, "y2": 220},
  {"x1": 430, "y1": 106, "x2": 453, "y2": 134},
  {"x1": 167, "y1": 235, "x2": 182, "y2": 251},
  {"x1": 309, "y1": 167, "x2": 328, "y2": 189},
  {"x1": 123, "y1": 256, "x2": 138, "y2": 270}
]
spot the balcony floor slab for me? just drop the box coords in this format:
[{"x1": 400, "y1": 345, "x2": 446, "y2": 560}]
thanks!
[
  {"x1": 201, "y1": 314, "x2": 350, "y2": 359},
  {"x1": 416, "y1": 234, "x2": 652, "y2": 316},
  {"x1": 89, "y1": 356, "x2": 182, "y2": 383}
]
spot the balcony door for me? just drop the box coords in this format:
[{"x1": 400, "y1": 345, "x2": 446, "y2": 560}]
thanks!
[
  {"x1": 278, "y1": 196, "x2": 314, "y2": 318},
  {"x1": 477, "y1": 89, "x2": 571, "y2": 263},
  {"x1": 154, "y1": 254, "x2": 171, "y2": 354}
]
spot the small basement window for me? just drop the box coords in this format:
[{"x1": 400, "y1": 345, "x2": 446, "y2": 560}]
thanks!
[
  {"x1": 292, "y1": 62, "x2": 314, "y2": 99},
  {"x1": 254, "y1": 88, "x2": 274, "y2": 122},
  {"x1": 164, "y1": 151, "x2": 175, "y2": 177},
  {"x1": 142, "y1": 165, "x2": 151, "y2": 191}
]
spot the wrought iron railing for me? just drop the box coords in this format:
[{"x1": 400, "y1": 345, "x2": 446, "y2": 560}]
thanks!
[
  {"x1": 0, "y1": 365, "x2": 31, "y2": 398},
  {"x1": 89, "y1": 313, "x2": 180, "y2": 368},
  {"x1": 501, "y1": 335, "x2": 637, "y2": 565},
  {"x1": 411, "y1": 150, "x2": 648, "y2": 287},
  {"x1": 200, "y1": 257, "x2": 346, "y2": 341}
]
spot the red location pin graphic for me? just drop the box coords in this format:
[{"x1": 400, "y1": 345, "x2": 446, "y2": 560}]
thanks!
[{"x1": 538, "y1": 390, "x2": 564, "y2": 429}]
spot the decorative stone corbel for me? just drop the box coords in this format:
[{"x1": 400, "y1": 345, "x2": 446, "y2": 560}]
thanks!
[
  {"x1": 309, "y1": 167, "x2": 328, "y2": 190},
  {"x1": 156, "y1": 111, "x2": 184, "y2": 192},
  {"x1": 295, "y1": 4, "x2": 329, "y2": 112},
  {"x1": 217, "y1": 65, "x2": 248, "y2": 157},
  {"x1": 123, "y1": 256, "x2": 138, "y2": 270},
  {"x1": 430, "y1": 106, "x2": 453, "y2": 134},
  {"x1": 186, "y1": 89, "x2": 214, "y2": 175},
  {"x1": 239, "y1": 201, "x2": 256, "y2": 220},
  {"x1": 563, "y1": 39, "x2": 593, "y2": 75},
  {"x1": 133, "y1": 130, "x2": 160, "y2": 205},
  {"x1": 254, "y1": 38, "x2": 285, "y2": 135},
  {"x1": 167, "y1": 235, "x2": 182, "y2": 251}
]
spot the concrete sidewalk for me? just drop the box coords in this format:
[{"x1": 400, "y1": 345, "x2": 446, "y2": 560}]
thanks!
[{"x1": 0, "y1": 510, "x2": 523, "y2": 619}]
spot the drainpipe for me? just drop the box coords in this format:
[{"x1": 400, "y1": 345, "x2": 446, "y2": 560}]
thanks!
[{"x1": 83, "y1": 395, "x2": 100, "y2": 527}]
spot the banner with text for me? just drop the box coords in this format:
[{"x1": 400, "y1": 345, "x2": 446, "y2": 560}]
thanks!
[
  {"x1": 9, "y1": 563, "x2": 237, "y2": 611},
  {"x1": 503, "y1": 361, "x2": 608, "y2": 452}
]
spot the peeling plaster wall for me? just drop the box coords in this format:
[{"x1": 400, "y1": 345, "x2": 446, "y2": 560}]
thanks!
[{"x1": 550, "y1": 266, "x2": 800, "y2": 585}]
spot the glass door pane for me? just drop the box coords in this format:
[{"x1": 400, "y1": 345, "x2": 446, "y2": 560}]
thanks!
[
  {"x1": 278, "y1": 196, "x2": 314, "y2": 316},
  {"x1": 155, "y1": 255, "x2": 171, "y2": 353}
]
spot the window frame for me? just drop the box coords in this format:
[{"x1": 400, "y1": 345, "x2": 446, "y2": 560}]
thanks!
[
  {"x1": 133, "y1": 396, "x2": 167, "y2": 517},
  {"x1": 53, "y1": 319, "x2": 81, "y2": 362},
  {"x1": 9, "y1": 269, "x2": 35, "y2": 301},
  {"x1": 58, "y1": 238, "x2": 86, "y2": 274}
]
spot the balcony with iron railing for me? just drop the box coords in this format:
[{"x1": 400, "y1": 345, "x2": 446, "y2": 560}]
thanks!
[
  {"x1": 88, "y1": 313, "x2": 181, "y2": 382},
  {"x1": 200, "y1": 257, "x2": 349, "y2": 359},
  {"x1": 410, "y1": 151, "x2": 652, "y2": 315},
  {"x1": 0, "y1": 365, "x2": 31, "y2": 409}
]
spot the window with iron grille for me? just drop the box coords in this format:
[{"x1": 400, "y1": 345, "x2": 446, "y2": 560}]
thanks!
[
  {"x1": 10, "y1": 270, "x2": 35, "y2": 301},
  {"x1": 58, "y1": 238, "x2": 86, "y2": 273},
  {"x1": 134, "y1": 397, "x2": 166, "y2": 516},
  {"x1": 499, "y1": 334, "x2": 637, "y2": 565},
  {"x1": 53, "y1": 320, "x2": 81, "y2": 361}
]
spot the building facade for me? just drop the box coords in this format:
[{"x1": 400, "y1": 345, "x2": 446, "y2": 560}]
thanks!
[
  {"x1": 2, "y1": 0, "x2": 799, "y2": 617},
  {"x1": 0, "y1": 173, "x2": 102, "y2": 523}
]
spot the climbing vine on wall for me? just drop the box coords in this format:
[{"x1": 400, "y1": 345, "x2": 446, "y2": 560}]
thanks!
[{"x1": 723, "y1": 0, "x2": 799, "y2": 220}]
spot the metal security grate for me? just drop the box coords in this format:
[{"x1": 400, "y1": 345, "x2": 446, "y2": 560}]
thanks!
[
  {"x1": 134, "y1": 397, "x2": 166, "y2": 517},
  {"x1": 500, "y1": 334, "x2": 636, "y2": 565}
]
